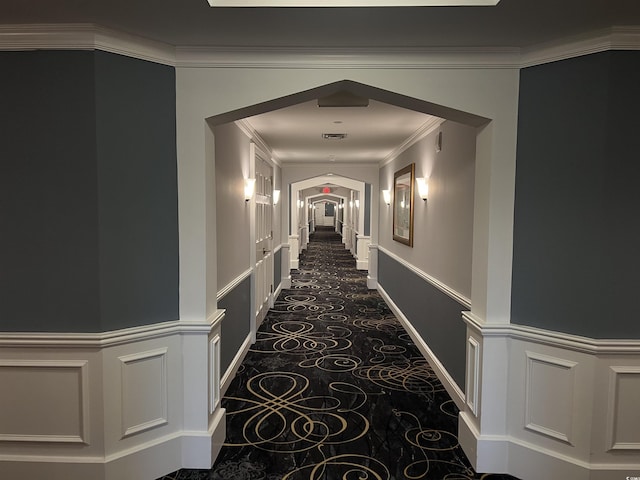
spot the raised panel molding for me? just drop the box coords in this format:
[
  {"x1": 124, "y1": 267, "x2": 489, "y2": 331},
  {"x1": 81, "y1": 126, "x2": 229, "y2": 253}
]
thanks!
[
  {"x1": 524, "y1": 352, "x2": 577, "y2": 445},
  {"x1": 466, "y1": 336, "x2": 480, "y2": 416},
  {"x1": 119, "y1": 348, "x2": 168, "y2": 438},
  {"x1": 0, "y1": 360, "x2": 89, "y2": 444},
  {"x1": 607, "y1": 366, "x2": 640, "y2": 451},
  {"x1": 209, "y1": 335, "x2": 221, "y2": 414}
]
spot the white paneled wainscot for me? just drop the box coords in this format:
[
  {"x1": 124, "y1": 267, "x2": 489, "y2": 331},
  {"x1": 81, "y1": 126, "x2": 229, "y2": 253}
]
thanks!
[
  {"x1": 460, "y1": 313, "x2": 640, "y2": 480},
  {"x1": 0, "y1": 314, "x2": 226, "y2": 480}
]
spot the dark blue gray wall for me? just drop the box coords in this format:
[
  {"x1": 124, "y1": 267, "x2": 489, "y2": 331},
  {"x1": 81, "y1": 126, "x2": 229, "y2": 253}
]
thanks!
[
  {"x1": 378, "y1": 251, "x2": 466, "y2": 390},
  {"x1": 218, "y1": 276, "x2": 252, "y2": 376},
  {"x1": 364, "y1": 183, "x2": 371, "y2": 236},
  {"x1": 511, "y1": 50, "x2": 640, "y2": 339},
  {"x1": 274, "y1": 248, "x2": 282, "y2": 294},
  {"x1": 0, "y1": 50, "x2": 178, "y2": 332}
]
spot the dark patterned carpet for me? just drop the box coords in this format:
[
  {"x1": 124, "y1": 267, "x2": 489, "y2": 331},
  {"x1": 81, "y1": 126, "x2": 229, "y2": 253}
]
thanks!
[{"x1": 159, "y1": 226, "x2": 518, "y2": 480}]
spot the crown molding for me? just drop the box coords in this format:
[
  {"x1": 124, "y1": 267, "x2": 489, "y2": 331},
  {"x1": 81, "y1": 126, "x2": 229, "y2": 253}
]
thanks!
[
  {"x1": 0, "y1": 24, "x2": 638, "y2": 70},
  {"x1": 521, "y1": 26, "x2": 640, "y2": 68},
  {"x1": 380, "y1": 116, "x2": 445, "y2": 167},
  {"x1": 235, "y1": 119, "x2": 280, "y2": 166},
  {"x1": 0, "y1": 23, "x2": 176, "y2": 66},
  {"x1": 175, "y1": 45, "x2": 521, "y2": 69}
]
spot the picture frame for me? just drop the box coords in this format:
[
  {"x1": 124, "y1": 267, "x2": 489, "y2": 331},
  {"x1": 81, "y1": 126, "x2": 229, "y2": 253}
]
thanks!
[{"x1": 392, "y1": 163, "x2": 415, "y2": 247}]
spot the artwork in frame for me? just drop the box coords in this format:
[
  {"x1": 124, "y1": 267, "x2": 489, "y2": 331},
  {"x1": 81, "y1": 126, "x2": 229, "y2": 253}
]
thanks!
[{"x1": 393, "y1": 163, "x2": 415, "y2": 247}]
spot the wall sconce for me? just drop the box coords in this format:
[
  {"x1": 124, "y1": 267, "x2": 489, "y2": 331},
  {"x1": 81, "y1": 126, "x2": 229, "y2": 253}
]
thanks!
[
  {"x1": 382, "y1": 189, "x2": 391, "y2": 206},
  {"x1": 244, "y1": 178, "x2": 256, "y2": 202},
  {"x1": 355, "y1": 199, "x2": 360, "y2": 209},
  {"x1": 298, "y1": 199, "x2": 304, "y2": 208},
  {"x1": 416, "y1": 177, "x2": 429, "y2": 201},
  {"x1": 273, "y1": 189, "x2": 280, "y2": 205},
  {"x1": 338, "y1": 203, "x2": 343, "y2": 209},
  {"x1": 349, "y1": 200, "x2": 353, "y2": 208}
]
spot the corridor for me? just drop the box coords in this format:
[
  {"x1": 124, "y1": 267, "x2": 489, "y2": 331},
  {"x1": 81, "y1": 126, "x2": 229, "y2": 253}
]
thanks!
[{"x1": 160, "y1": 227, "x2": 517, "y2": 480}]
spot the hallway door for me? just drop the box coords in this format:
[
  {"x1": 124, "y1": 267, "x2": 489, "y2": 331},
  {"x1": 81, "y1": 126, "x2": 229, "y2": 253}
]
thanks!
[{"x1": 253, "y1": 145, "x2": 273, "y2": 334}]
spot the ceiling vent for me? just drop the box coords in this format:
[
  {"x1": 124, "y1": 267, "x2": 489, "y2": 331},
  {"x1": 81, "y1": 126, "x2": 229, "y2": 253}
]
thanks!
[{"x1": 323, "y1": 133, "x2": 348, "y2": 140}]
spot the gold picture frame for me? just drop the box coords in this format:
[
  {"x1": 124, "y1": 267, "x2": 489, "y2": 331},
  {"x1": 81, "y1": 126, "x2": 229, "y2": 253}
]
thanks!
[{"x1": 392, "y1": 163, "x2": 415, "y2": 247}]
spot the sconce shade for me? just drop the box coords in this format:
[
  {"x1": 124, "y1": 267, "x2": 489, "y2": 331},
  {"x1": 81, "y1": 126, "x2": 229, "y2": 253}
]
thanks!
[
  {"x1": 416, "y1": 177, "x2": 429, "y2": 201},
  {"x1": 382, "y1": 189, "x2": 391, "y2": 205},
  {"x1": 244, "y1": 178, "x2": 256, "y2": 201},
  {"x1": 273, "y1": 189, "x2": 280, "y2": 205}
]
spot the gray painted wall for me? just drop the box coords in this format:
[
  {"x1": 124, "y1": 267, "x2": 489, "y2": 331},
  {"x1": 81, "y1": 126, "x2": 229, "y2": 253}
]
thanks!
[
  {"x1": 364, "y1": 183, "x2": 371, "y2": 236},
  {"x1": 379, "y1": 251, "x2": 466, "y2": 390},
  {"x1": 511, "y1": 50, "x2": 640, "y2": 339},
  {"x1": 214, "y1": 122, "x2": 251, "y2": 290},
  {"x1": 218, "y1": 275, "x2": 251, "y2": 376},
  {"x1": 94, "y1": 51, "x2": 179, "y2": 331},
  {"x1": 379, "y1": 121, "x2": 476, "y2": 299},
  {"x1": 0, "y1": 50, "x2": 179, "y2": 332}
]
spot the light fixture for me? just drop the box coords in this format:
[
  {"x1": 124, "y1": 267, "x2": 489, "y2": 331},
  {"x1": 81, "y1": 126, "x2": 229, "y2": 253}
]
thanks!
[
  {"x1": 382, "y1": 189, "x2": 391, "y2": 206},
  {"x1": 273, "y1": 189, "x2": 280, "y2": 205},
  {"x1": 416, "y1": 177, "x2": 429, "y2": 201},
  {"x1": 210, "y1": 0, "x2": 500, "y2": 7},
  {"x1": 244, "y1": 178, "x2": 256, "y2": 202},
  {"x1": 355, "y1": 199, "x2": 360, "y2": 209},
  {"x1": 298, "y1": 199, "x2": 304, "y2": 208},
  {"x1": 349, "y1": 200, "x2": 353, "y2": 208}
]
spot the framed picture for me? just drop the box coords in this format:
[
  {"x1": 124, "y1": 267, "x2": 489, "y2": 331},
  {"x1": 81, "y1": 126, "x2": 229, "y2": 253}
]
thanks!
[{"x1": 393, "y1": 163, "x2": 415, "y2": 247}]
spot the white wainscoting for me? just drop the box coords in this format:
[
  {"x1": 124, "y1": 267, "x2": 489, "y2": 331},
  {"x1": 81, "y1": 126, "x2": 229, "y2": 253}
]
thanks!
[
  {"x1": 0, "y1": 313, "x2": 226, "y2": 480},
  {"x1": 0, "y1": 359, "x2": 90, "y2": 444},
  {"x1": 460, "y1": 313, "x2": 640, "y2": 480}
]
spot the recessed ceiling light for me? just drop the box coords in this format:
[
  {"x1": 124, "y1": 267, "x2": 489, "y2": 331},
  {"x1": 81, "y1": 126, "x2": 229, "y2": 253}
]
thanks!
[
  {"x1": 209, "y1": 0, "x2": 499, "y2": 6},
  {"x1": 333, "y1": 120, "x2": 343, "y2": 124}
]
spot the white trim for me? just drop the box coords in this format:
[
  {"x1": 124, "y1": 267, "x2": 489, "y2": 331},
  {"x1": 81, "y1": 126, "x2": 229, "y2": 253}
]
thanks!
[
  {"x1": 235, "y1": 119, "x2": 280, "y2": 166},
  {"x1": 176, "y1": 46, "x2": 521, "y2": 69},
  {"x1": 524, "y1": 351, "x2": 576, "y2": 445},
  {"x1": 378, "y1": 245, "x2": 471, "y2": 309},
  {"x1": 217, "y1": 268, "x2": 252, "y2": 302},
  {"x1": 119, "y1": 348, "x2": 169, "y2": 438},
  {"x1": 0, "y1": 23, "x2": 176, "y2": 66},
  {"x1": 521, "y1": 26, "x2": 640, "y2": 68},
  {"x1": 0, "y1": 313, "x2": 224, "y2": 348},
  {"x1": 220, "y1": 333, "x2": 253, "y2": 398},
  {"x1": 274, "y1": 243, "x2": 282, "y2": 254},
  {"x1": 606, "y1": 366, "x2": 640, "y2": 451},
  {"x1": 0, "y1": 24, "x2": 638, "y2": 71},
  {"x1": 0, "y1": 359, "x2": 90, "y2": 444},
  {"x1": 378, "y1": 284, "x2": 465, "y2": 410},
  {"x1": 381, "y1": 117, "x2": 446, "y2": 166},
  {"x1": 466, "y1": 336, "x2": 480, "y2": 416},
  {"x1": 209, "y1": 334, "x2": 222, "y2": 414},
  {"x1": 462, "y1": 311, "x2": 640, "y2": 355}
]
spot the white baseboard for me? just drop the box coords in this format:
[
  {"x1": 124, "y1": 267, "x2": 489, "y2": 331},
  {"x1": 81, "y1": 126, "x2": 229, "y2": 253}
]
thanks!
[
  {"x1": 291, "y1": 259, "x2": 299, "y2": 269},
  {"x1": 366, "y1": 276, "x2": 378, "y2": 290},
  {"x1": 377, "y1": 284, "x2": 465, "y2": 410},
  {"x1": 459, "y1": 411, "x2": 640, "y2": 480},
  {"x1": 356, "y1": 259, "x2": 368, "y2": 270},
  {"x1": 220, "y1": 333, "x2": 252, "y2": 398}
]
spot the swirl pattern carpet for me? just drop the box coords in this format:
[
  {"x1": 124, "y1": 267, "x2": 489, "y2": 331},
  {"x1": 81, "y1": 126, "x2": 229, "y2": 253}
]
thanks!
[{"x1": 158, "y1": 226, "x2": 518, "y2": 480}]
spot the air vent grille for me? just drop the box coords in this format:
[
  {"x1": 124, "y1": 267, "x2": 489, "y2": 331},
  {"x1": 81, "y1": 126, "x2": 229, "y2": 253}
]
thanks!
[{"x1": 322, "y1": 133, "x2": 348, "y2": 140}]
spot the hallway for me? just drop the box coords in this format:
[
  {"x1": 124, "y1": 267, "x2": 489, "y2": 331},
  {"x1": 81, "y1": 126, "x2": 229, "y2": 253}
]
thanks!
[{"x1": 160, "y1": 227, "x2": 516, "y2": 480}]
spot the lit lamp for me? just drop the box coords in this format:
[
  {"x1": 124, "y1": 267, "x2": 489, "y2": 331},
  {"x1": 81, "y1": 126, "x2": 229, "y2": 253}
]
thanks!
[
  {"x1": 355, "y1": 199, "x2": 360, "y2": 209},
  {"x1": 416, "y1": 177, "x2": 429, "y2": 201},
  {"x1": 244, "y1": 178, "x2": 256, "y2": 202},
  {"x1": 273, "y1": 189, "x2": 280, "y2": 205},
  {"x1": 382, "y1": 189, "x2": 391, "y2": 206}
]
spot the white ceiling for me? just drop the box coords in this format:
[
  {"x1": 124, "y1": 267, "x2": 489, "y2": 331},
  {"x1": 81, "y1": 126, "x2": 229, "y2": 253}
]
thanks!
[{"x1": 244, "y1": 99, "x2": 438, "y2": 164}]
